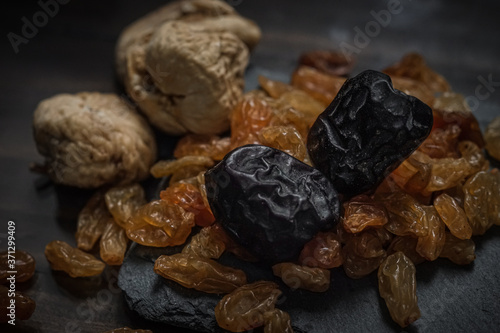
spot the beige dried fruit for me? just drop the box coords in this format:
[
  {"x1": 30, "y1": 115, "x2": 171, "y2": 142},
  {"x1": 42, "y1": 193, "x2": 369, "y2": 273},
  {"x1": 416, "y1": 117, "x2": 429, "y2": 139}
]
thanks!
[
  {"x1": 116, "y1": 0, "x2": 261, "y2": 135},
  {"x1": 33, "y1": 92, "x2": 156, "y2": 188}
]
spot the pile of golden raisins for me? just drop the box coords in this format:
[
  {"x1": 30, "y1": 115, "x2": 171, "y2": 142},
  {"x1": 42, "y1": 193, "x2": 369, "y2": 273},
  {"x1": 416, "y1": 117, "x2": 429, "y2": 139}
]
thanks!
[{"x1": 44, "y1": 52, "x2": 500, "y2": 332}]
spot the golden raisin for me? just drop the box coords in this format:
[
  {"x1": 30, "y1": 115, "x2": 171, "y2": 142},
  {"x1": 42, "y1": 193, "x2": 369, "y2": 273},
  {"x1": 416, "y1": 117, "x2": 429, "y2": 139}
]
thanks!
[
  {"x1": 173, "y1": 134, "x2": 232, "y2": 161},
  {"x1": 75, "y1": 190, "x2": 110, "y2": 251},
  {"x1": 263, "y1": 308, "x2": 294, "y2": 333},
  {"x1": 463, "y1": 171, "x2": 496, "y2": 235},
  {"x1": 105, "y1": 183, "x2": 146, "y2": 229},
  {"x1": 439, "y1": 233, "x2": 476, "y2": 265},
  {"x1": 150, "y1": 156, "x2": 214, "y2": 179},
  {"x1": 415, "y1": 206, "x2": 446, "y2": 261},
  {"x1": 215, "y1": 281, "x2": 281, "y2": 332},
  {"x1": 45, "y1": 240, "x2": 105, "y2": 278},
  {"x1": 378, "y1": 252, "x2": 421, "y2": 328},
  {"x1": 182, "y1": 225, "x2": 226, "y2": 259},
  {"x1": 272, "y1": 262, "x2": 330, "y2": 292},
  {"x1": 342, "y1": 195, "x2": 388, "y2": 233},
  {"x1": 298, "y1": 231, "x2": 343, "y2": 269},
  {"x1": 387, "y1": 236, "x2": 425, "y2": 265},
  {"x1": 125, "y1": 200, "x2": 195, "y2": 247},
  {"x1": 154, "y1": 253, "x2": 247, "y2": 294},
  {"x1": 160, "y1": 182, "x2": 215, "y2": 227},
  {"x1": 433, "y1": 193, "x2": 472, "y2": 240},
  {"x1": 290, "y1": 66, "x2": 345, "y2": 106},
  {"x1": 258, "y1": 126, "x2": 308, "y2": 163},
  {"x1": 100, "y1": 218, "x2": 128, "y2": 266},
  {"x1": 342, "y1": 232, "x2": 386, "y2": 279},
  {"x1": 383, "y1": 52, "x2": 450, "y2": 93}
]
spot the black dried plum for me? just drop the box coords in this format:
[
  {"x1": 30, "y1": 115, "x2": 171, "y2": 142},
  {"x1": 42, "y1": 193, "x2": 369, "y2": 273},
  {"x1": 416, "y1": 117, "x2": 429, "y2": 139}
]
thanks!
[
  {"x1": 205, "y1": 144, "x2": 340, "y2": 264},
  {"x1": 307, "y1": 70, "x2": 433, "y2": 198}
]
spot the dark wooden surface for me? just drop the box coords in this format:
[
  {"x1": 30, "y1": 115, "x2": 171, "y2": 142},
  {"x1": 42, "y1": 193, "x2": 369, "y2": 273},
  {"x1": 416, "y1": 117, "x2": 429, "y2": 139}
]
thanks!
[{"x1": 1, "y1": 0, "x2": 499, "y2": 332}]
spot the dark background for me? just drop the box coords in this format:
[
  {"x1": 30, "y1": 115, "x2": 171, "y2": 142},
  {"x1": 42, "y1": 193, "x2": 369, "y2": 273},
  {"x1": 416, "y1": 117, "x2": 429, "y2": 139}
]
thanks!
[{"x1": 1, "y1": 0, "x2": 499, "y2": 332}]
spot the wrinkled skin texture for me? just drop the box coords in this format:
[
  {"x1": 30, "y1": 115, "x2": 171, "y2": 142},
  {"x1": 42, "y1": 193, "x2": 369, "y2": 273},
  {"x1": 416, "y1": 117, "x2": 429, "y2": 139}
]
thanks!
[
  {"x1": 115, "y1": 0, "x2": 261, "y2": 80},
  {"x1": 126, "y1": 200, "x2": 195, "y2": 247},
  {"x1": 75, "y1": 191, "x2": 110, "y2": 251},
  {"x1": 154, "y1": 253, "x2": 247, "y2": 294},
  {"x1": 298, "y1": 231, "x2": 343, "y2": 269},
  {"x1": 174, "y1": 134, "x2": 232, "y2": 161},
  {"x1": 418, "y1": 124, "x2": 461, "y2": 158},
  {"x1": 439, "y1": 233, "x2": 476, "y2": 265},
  {"x1": 215, "y1": 281, "x2": 282, "y2": 332},
  {"x1": 105, "y1": 183, "x2": 147, "y2": 229},
  {"x1": 0, "y1": 285, "x2": 36, "y2": 322},
  {"x1": 307, "y1": 70, "x2": 433, "y2": 198},
  {"x1": 432, "y1": 92, "x2": 485, "y2": 147},
  {"x1": 387, "y1": 236, "x2": 425, "y2": 265},
  {"x1": 381, "y1": 191, "x2": 429, "y2": 237},
  {"x1": 342, "y1": 195, "x2": 388, "y2": 233},
  {"x1": 463, "y1": 171, "x2": 498, "y2": 235},
  {"x1": 378, "y1": 252, "x2": 421, "y2": 328},
  {"x1": 181, "y1": 225, "x2": 226, "y2": 259},
  {"x1": 33, "y1": 92, "x2": 156, "y2": 188},
  {"x1": 434, "y1": 193, "x2": 472, "y2": 240},
  {"x1": 100, "y1": 218, "x2": 129, "y2": 266},
  {"x1": 342, "y1": 231, "x2": 386, "y2": 279},
  {"x1": 205, "y1": 145, "x2": 340, "y2": 264},
  {"x1": 272, "y1": 262, "x2": 330, "y2": 292},
  {"x1": 44, "y1": 240, "x2": 105, "y2": 278},
  {"x1": 160, "y1": 182, "x2": 215, "y2": 227},
  {"x1": 291, "y1": 66, "x2": 346, "y2": 106},
  {"x1": 258, "y1": 126, "x2": 309, "y2": 163},
  {"x1": 415, "y1": 206, "x2": 446, "y2": 261},
  {"x1": 123, "y1": 20, "x2": 250, "y2": 135},
  {"x1": 383, "y1": 52, "x2": 451, "y2": 93},
  {"x1": 485, "y1": 116, "x2": 500, "y2": 160},
  {"x1": 0, "y1": 250, "x2": 36, "y2": 284},
  {"x1": 263, "y1": 309, "x2": 294, "y2": 333},
  {"x1": 150, "y1": 156, "x2": 214, "y2": 179}
]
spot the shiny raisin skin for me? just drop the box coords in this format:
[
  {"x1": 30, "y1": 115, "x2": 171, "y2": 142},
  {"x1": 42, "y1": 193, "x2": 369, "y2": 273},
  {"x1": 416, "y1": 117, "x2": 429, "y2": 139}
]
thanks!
[
  {"x1": 0, "y1": 285, "x2": 36, "y2": 322},
  {"x1": 298, "y1": 231, "x2": 343, "y2": 269},
  {"x1": 160, "y1": 182, "x2": 215, "y2": 227},
  {"x1": 75, "y1": 190, "x2": 110, "y2": 251},
  {"x1": 0, "y1": 250, "x2": 36, "y2": 284},
  {"x1": 439, "y1": 233, "x2": 476, "y2": 265},
  {"x1": 307, "y1": 70, "x2": 433, "y2": 198},
  {"x1": 105, "y1": 183, "x2": 146, "y2": 228},
  {"x1": 205, "y1": 144, "x2": 340, "y2": 264},
  {"x1": 45, "y1": 240, "x2": 105, "y2": 277},
  {"x1": 215, "y1": 281, "x2": 282, "y2": 332},
  {"x1": 272, "y1": 262, "x2": 330, "y2": 292},
  {"x1": 263, "y1": 308, "x2": 294, "y2": 333},
  {"x1": 378, "y1": 252, "x2": 421, "y2": 328},
  {"x1": 154, "y1": 253, "x2": 247, "y2": 294}
]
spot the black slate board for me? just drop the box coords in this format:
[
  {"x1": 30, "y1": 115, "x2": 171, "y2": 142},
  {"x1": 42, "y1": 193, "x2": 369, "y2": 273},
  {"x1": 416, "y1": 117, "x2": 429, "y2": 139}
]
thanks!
[{"x1": 119, "y1": 225, "x2": 500, "y2": 333}]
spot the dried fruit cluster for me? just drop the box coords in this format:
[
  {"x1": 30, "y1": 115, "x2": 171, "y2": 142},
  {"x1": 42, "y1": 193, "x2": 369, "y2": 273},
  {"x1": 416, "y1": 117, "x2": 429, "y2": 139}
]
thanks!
[{"x1": 44, "y1": 50, "x2": 499, "y2": 333}]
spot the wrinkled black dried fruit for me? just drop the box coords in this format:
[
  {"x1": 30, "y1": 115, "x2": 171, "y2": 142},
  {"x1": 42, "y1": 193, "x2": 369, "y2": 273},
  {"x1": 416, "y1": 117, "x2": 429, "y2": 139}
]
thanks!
[
  {"x1": 307, "y1": 70, "x2": 433, "y2": 198},
  {"x1": 205, "y1": 144, "x2": 340, "y2": 264}
]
